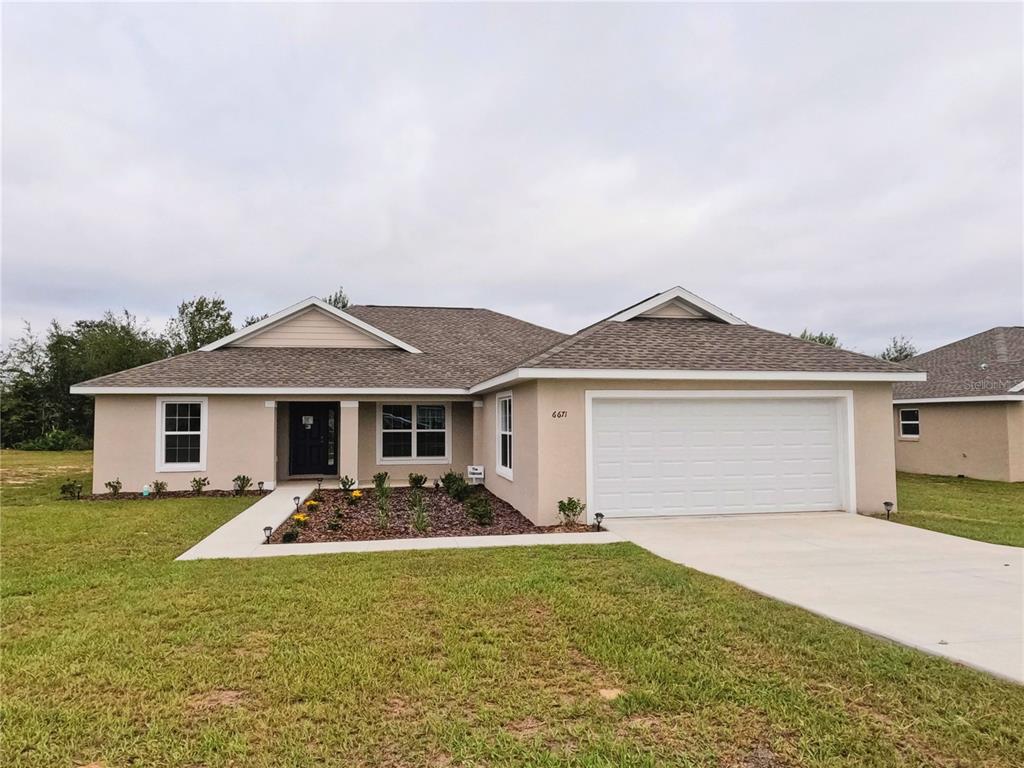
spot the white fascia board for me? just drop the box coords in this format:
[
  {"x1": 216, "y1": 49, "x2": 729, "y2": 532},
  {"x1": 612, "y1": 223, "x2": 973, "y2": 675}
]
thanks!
[
  {"x1": 469, "y1": 367, "x2": 927, "y2": 393},
  {"x1": 607, "y1": 286, "x2": 746, "y2": 325},
  {"x1": 893, "y1": 395, "x2": 1024, "y2": 404},
  {"x1": 199, "y1": 297, "x2": 422, "y2": 353},
  {"x1": 70, "y1": 386, "x2": 466, "y2": 396}
]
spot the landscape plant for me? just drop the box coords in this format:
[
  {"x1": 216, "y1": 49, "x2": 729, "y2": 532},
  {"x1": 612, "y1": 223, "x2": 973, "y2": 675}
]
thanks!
[
  {"x1": 372, "y1": 471, "x2": 390, "y2": 492},
  {"x1": 407, "y1": 472, "x2": 427, "y2": 489},
  {"x1": 59, "y1": 478, "x2": 83, "y2": 500},
  {"x1": 465, "y1": 492, "x2": 493, "y2": 526},
  {"x1": 410, "y1": 489, "x2": 429, "y2": 532},
  {"x1": 557, "y1": 497, "x2": 586, "y2": 526},
  {"x1": 440, "y1": 470, "x2": 470, "y2": 501},
  {"x1": 103, "y1": 478, "x2": 122, "y2": 497},
  {"x1": 232, "y1": 474, "x2": 252, "y2": 495},
  {"x1": 339, "y1": 475, "x2": 355, "y2": 492},
  {"x1": 375, "y1": 484, "x2": 392, "y2": 530},
  {"x1": 151, "y1": 480, "x2": 168, "y2": 497},
  {"x1": 190, "y1": 476, "x2": 210, "y2": 495}
]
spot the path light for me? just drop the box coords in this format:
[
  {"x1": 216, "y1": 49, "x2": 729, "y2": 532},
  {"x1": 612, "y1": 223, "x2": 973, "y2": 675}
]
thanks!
[
  {"x1": 257, "y1": 481, "x2": 265, "y2": 494},
  {"x1": 263, "y1": 526, "x2": 273, "y2": 543},
  {"x1": 594, "y1": 512, "x2": 605, "y2": 531},
  {"x1": 883, "y1": 501, "x2": 894, "y2": 521},
  {"x1": 293, "y1": 496, "x2": 301, "y2": 511}
]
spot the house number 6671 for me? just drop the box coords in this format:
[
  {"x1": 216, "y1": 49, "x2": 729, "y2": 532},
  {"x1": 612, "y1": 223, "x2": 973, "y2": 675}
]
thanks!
[{"x1": 551, "y1": 410, "x2": 568, "y2": 419}]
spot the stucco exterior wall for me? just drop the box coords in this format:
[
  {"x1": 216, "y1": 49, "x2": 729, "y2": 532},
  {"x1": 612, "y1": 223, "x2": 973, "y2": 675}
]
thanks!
[
  {"x1": 480, "y1": 379, "x2": 898, "y2": 525},
  {"x1": 91, "y1": 395, "x2": 276, "y2": 494},
  {"x1": 356, "y1": 400, "x2": 474, "y2": 485},
  {"x1": 894, "y1": 402, "x2": 1022, "y2": 482},
  {"x1": 480, "y1": 382, "x2": 540, "y2": 519}
]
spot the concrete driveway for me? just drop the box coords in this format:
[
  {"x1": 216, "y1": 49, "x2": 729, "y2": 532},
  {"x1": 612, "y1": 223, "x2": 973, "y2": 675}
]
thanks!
[{"x1": 604, "y1": 512, "x2": 1023, "y2": 683}]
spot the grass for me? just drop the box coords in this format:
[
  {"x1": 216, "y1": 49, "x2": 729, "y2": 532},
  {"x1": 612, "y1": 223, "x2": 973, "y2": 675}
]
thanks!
[
  {"x1": 2, "y1": 451, "x2": 1023, "y2": 767},
  {"x1": 893, "y1": 472, "x2": 1024, "y2": 547}
]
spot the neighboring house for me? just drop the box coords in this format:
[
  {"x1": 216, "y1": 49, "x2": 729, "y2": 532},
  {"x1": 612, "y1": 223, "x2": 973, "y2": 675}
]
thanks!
[
  {"x1": 893, "y1": 327, "x2": 1024, "y2": 482},
  {"x1": 71, "y1": 287, "x2": 923, "y2": 525}
]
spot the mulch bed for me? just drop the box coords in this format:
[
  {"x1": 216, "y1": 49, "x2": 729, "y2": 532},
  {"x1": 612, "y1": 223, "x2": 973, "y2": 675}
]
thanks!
[
  {"x1": 269, "y1": 487, "x2": 593, "y2": 543},
  {"x1": 78, "y1": 490, "x2": 266, "y2": 501}
]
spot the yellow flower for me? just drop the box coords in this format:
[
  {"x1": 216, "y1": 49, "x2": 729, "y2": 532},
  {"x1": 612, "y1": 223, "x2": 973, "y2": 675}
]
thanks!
[
  {"x1": 305, "y1": 499, "x2": 319, "y2": 507},
  {"x1": 351, "y1": 490, "x2": 363, "y2": 498},
  {"x1": 292, "y1": 513, "x2": 309, "y2": 522}
]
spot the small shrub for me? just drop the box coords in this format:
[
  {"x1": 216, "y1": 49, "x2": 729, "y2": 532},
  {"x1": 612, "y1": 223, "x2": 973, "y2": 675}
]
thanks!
[
  {"x1": 59, "y1": 478, "x2": 83, "y2": 500},
  {"x1": 410, "y1": 489, "x2": 429, "y2": 532},
  {"x1": 339, "y1": 475, "x2": 356, "y2": 491},
  {"x1": 232, "y1": 474, "x2": 252, "y2": 495},
  {"x1": 151, "y1": 480, "x2": 168, "y2": 497},
  {"x1": 327, "y1": 520, "x2": 342, "y2": 531},
  {"x1": 347, "y1": 489, "x2": 363, "y2": 506},
  {"x1": 190, "y1": 476, "x2": 210, "y2": 495},
  {"x1": 282, "y1": 530, "x2": 299, "y2": 543},
  {"x1": 440, "y1": 470, "x2": 470, "y2": 502},
  {"x1": 465, "y1": 493, "x2": 494, "y2": 526},
  {"x1": 557, "y1": 497, "x2": 587, "y2": 526},
  {"x1": 407, "y1": 472, "x2": 427, "y2": 489},
  {"x1": 372, "y1": 471, "x2": 390, "y2": 492},
  {"x1": 375, "y1": 485, "x2": 392, "y2": 529},
  {"x1": 291, "y1": 512, "x2": 310, "y2": 528},
  {"x1": 104, "y1": 478, "x2": 123, "y2": 497}
]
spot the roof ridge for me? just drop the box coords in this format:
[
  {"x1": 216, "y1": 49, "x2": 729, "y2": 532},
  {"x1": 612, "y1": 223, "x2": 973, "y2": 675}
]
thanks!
[{"x1": 748, "y1": 323, "x2": 919, "y2": 372}]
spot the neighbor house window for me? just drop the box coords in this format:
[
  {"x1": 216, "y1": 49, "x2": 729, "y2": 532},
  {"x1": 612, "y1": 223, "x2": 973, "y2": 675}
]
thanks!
[
  {"x1": 496, "y1": 393, "x2": 513, "y2": 480},
  {"x1": 378, "y1": 403, "x2": 449, "y2": 463},
  {"x1": 156, "y1": 397, "x2": 207, "y2": 471},
  {"x1": 899, "y1": 408, "x2": 920, "y2": 439}
]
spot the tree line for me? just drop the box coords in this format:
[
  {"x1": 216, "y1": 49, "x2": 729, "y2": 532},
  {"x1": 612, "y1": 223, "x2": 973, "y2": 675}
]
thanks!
[{"x1": 0, "y1": 288, "x2": 349, "y2": 449}]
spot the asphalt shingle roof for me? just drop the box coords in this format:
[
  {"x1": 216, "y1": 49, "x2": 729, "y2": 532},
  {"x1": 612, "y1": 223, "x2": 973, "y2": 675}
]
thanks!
[
  {"x1": 74, "y1": 307, "x2": 920, "y2": 391},
  {"x1": 893, "y1": 327, "x2": 1024, "y2": 400}
]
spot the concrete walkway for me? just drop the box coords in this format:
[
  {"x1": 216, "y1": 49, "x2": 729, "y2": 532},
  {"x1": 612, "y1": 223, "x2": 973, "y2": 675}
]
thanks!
[
  {"x1": 605, "y1": 512, "x2": 1024, "y2": 683},
  {"x1": 177, "y1": 482, "x2": 622, "y2": 560}
]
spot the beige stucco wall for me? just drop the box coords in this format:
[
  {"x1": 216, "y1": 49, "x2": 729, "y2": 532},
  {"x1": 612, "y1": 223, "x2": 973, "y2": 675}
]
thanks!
[
  {"x1": 480, "y1": 379, "x2": 898, "y2": 526},
  {"x1": 356, "y1": 400, "x2": 474, "y2": 485},
  {"x1": 91, "y1": 395, "x2": 276, "y2": 494},
  {"x1": 894, "y1": 401, "x2": 1023, "y2": 482},
  {"x1": 480, "y1": 382, "x2": 540, "y2": 518},
  {"x1": 235, "y1": 307, "x2": 391, "y2": 348}
]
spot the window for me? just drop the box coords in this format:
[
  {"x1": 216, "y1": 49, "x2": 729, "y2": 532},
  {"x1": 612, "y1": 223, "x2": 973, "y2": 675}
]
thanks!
[
  {"x1": 157, "y1": 398, "x2": 207, "y2": 471},
  {"x1": 378, "y1": 403, "x2": 449, "y2": 463},
  {"x1": 496, "y1": 393, "x2": 513, "y2": 480},
  {"x1": 899, "y1": 408, "x2": 920, "y2": 439}
]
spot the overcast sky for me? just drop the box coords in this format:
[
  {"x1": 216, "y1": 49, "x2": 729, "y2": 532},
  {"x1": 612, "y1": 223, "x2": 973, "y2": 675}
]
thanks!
[{"x1": 2, "y1": 3, "x2": 1021, "y2": 355}]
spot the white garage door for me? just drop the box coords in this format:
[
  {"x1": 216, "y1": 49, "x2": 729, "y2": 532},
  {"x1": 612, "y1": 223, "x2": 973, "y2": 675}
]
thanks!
[{"x1": 590, "y1": 397, "x2": 846, "y2": 517}]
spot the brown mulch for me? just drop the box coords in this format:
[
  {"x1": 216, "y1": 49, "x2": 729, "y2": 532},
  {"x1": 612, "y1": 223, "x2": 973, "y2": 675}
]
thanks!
[
  {"x1": 269, "y1": 487, "x2": 593, "y2": 543},
  {"x1": 79, "y1": 489, "x2": 265, "y2": 501}
]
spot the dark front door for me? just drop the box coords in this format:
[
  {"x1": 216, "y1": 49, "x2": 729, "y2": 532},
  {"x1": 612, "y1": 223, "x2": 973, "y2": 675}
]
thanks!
[{"x1": 289, "y1": 403, "x2": 337, "y2": 476}]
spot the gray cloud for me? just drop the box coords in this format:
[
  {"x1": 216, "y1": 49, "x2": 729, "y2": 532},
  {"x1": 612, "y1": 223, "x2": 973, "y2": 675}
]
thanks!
[{"x1": 3, "y1": 3, "x2": 1021, "y2": 355}]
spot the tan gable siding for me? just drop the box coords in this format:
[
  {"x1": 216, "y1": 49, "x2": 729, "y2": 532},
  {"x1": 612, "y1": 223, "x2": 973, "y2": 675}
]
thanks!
[
  {"x1": 638, "y1": 300, "x2": 705, "y2": 319},
  {"x1": 233, "y1": 308, "x2": 394, "y2": 348}
]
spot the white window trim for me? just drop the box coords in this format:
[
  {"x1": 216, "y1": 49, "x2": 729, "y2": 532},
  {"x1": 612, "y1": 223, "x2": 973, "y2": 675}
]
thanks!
[
  {"x1": 496, "y1": 391, "x2": 513, "y2": 481},
  {"x1": 898, "y1": 408, "x2": 920, "y2": 440},
  {"x1": 155, "y1": 396, "x2": 208, "y2": 473},
  {"x1": 375, "y1": 402, "x2": 452, "y2": 465}
]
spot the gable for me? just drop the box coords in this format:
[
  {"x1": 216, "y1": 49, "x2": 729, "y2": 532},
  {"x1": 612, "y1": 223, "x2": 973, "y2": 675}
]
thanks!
[
  {"x1": 636, "y1": 298, "x2": 706, "y2": 319},
  {"x1": 231, "y1": 307, "x2": 395, "y2": 349}
]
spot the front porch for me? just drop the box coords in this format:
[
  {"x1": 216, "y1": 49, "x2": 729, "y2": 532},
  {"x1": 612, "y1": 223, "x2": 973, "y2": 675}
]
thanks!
[{"x1": 273, "y1": 398, "x2": 479, "y2": 488}]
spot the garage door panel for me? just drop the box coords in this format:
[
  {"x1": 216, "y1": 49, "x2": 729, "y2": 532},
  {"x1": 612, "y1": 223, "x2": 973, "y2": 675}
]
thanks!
[{"x1": 591, "y1": 397, "x2": 844, "y2": 517}]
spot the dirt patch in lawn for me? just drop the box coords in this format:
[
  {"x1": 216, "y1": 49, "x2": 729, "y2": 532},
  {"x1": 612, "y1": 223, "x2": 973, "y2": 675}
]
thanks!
[
  {"x1": 269, "y1": 487, "x2": 593, "y2": 543},
  {"x1": 186, "y1": 688, "x2": 247, "y2": 711}
]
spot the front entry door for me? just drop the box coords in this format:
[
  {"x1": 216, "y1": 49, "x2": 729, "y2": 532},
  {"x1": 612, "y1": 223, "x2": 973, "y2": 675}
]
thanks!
[{"x1": 289, "y1": 403, "x2": 337, "y2": 476}]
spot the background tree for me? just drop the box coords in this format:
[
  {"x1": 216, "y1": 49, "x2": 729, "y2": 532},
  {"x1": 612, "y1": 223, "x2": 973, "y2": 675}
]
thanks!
[
  {"x1": 0, "y1": 324, "x2": 51, "y2": 446},
  {"x1": 798, "y1": 329, "x2": 841, "y2": 348},
  {"x1": 321, "y1": 286, "x2": 350, "y2": 309},
  {"x1": 879, "y1": 335, "x2": 918, "y2": 362},
  {"x1": 165, "y1": 296, "x2": 234, "y2": 354},
  {"x1": 243, "y1": 313, "x2": 269, "y2": 327}
]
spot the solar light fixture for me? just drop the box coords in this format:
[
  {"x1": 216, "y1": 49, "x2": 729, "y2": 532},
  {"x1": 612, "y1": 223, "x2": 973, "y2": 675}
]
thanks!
[
  {"x1": 263, "y1": 526, "x2": 273, "y2": 543},
  {"x1": 883, "y1": 501, "x2": 894, "y2": 520},
  {"x1": 594, "y1": 512, "x2": 605, "y2": 531},
  {"x1": 257, "y1": 481, "x2": 265, "y2": 494},
  {"x1": 293, "y1": 495, "x2": 301, "y2": 510}
]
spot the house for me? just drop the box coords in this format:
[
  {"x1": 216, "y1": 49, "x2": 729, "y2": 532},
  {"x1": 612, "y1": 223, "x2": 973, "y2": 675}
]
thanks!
[
  {"x1": 893, "y1": 327, "x2": 1024, "y2": 482},
  {"x1": 70, "y1": 287, "x2": 924, "y2": 525}
]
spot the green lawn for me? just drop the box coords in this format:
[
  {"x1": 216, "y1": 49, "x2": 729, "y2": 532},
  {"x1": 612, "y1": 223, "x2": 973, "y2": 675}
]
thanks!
[
  {"x1": 894, "y1": 472, "x2": 1024, "y2": 547},
  {"x1": 2, "y1": 452, "x2": 1022, "y2": 767}
]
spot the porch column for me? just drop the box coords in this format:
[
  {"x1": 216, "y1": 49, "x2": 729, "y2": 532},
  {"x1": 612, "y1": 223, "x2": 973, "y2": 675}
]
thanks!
[
  {"x1": 472, "y1": 400, "x2": 484, "y2": 466},
  {"x1": 339, "y1": 400, "x2": 360, "y2": 482}
]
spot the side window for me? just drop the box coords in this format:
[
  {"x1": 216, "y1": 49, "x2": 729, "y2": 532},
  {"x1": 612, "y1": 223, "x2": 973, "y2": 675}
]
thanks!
[
  {"x1": 899, "y1": 408, "x2": 920, "y2": 438},
  {"x1": 497, "y1": 394, "x2": 513, "y2": 479}
]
